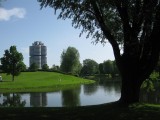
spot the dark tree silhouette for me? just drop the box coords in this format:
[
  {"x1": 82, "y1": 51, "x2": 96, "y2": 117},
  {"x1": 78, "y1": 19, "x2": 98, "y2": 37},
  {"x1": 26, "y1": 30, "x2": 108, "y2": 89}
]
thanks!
[{"x1": 38, "y1": 0, "x2": 160, "y2": 104}]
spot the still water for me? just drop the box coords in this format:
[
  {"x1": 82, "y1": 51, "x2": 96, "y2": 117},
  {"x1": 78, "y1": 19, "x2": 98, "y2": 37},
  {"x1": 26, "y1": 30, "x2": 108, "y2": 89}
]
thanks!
[
  {"x1": 0, "y1": 79, "x2": 160, "y2": 107},
  {"x1": 0, "y1": 81, "x2": 121, "y2": 107}
]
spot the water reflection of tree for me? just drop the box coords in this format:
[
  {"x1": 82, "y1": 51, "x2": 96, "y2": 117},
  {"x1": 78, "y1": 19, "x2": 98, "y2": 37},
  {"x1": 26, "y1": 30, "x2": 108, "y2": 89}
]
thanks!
[
  {"x1": 0, "y1": 93, "x2": 26, "y2": 107},
  {"x1": 30, "y1": 93, "x2": 47, "y2": 107},
  {"x1": 61, "y1": 87, "x2": 81, "y2": 107},
  {"x1": 83, "y1": 77, "x2": 121, "y2": 95},
  {"x1": 103, "y1": 82, "x2": 121, "y2": 94},
  {"x1": 83, "y1": 84, "x2": 98, "y2": 95}
]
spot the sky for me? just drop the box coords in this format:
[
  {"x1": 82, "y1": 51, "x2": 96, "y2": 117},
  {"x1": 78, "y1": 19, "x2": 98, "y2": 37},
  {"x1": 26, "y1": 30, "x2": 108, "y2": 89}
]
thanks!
[{"x1": 0, "y1": 0, "x2": 114, "y2": 68}]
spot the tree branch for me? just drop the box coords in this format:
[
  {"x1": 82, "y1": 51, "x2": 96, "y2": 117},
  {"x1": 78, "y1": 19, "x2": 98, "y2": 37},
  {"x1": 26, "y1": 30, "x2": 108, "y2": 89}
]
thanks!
[
  {"x1": 139, "y1": 3, "x2": 160, "y2": 82},
  {"x1": 114, "y1": 0, "x2": 133, "y2": 54},
  {"x1": 90, "y1": 1, "x2": 121, "y2": 66},
  {"x1": 132, "y1": 0, "x2": 144, "y2": 36}
]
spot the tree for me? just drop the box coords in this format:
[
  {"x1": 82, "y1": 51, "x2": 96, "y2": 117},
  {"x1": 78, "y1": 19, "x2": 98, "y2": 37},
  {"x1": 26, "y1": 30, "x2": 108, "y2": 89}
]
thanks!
[
  {"x1": 158, "y1": 58, "x2": 160, "y2": 77},
  {"x1": 154, "y1": 55, "x2": 160, "y2": 77},
  {"x1": 42, "y1": 64, "x2": 49, "y2": 71},
  {"x1": 99, "y1": 60, "x2": 119, "y2": 76},
  {"x1": 18, "y1": 61, "x2": 26, "y2": 72},
  {"x1": 0, "y1": 64, "x2": 2, "y2": 72},
  {"x1": 51, "y1": 64, "x2": 60, "y2": 71},
  {"x1": 80, "y1": 59, "x2": 99, "y2": 76},
  {"x1": 103, "y1": 60, "x2": 114, "y2": 75},
  {"x1": 99, "y1": 63, "x2": 104, "y2": 74},
  {"x1": 0, "y1": 46, "x2": 25, "y2": 81},
  {"x1": 60, "y1": 46, "x2": 81, "y2": 74},
  {"x1": 38, "y1": 0, "x2": 160, "y2": 104},
  {"x1": 29, "y1": 63, "x2": 38, "y2": 72}
]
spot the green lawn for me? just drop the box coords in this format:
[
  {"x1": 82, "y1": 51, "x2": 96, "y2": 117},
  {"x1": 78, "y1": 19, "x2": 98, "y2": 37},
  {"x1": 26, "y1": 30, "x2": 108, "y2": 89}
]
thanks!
[
  {"x1": 0, "y1": 102, "x2": 160, "y2": 120},
  {"x1": 0, "y1": 72, "x2": 94, "y2": 93}
]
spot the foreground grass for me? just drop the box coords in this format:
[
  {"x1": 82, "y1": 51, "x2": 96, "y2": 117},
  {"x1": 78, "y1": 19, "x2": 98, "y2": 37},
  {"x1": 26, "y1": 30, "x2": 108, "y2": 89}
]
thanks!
[
  {"x1": 0, "y1": 102, "x2": 160, "y2": 120},
  {"x1": 0, "y1": 72, "x2": 94, "y2": 93}
]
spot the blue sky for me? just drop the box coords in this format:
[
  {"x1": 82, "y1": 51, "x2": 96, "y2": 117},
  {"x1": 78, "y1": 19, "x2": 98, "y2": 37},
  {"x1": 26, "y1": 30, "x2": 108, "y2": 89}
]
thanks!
[{"x1": 0, "y1": 0, "x2": 114, "y2": 67}]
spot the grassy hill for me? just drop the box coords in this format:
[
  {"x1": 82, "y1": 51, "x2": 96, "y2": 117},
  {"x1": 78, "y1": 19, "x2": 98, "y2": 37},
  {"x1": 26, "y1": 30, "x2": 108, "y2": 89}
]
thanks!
[{"x1": 0, "y1": 72, "x2": 94, "y2": 93}]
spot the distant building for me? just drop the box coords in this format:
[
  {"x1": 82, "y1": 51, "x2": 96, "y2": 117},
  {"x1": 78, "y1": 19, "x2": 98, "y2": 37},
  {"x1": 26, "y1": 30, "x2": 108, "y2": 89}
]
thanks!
[{"x1": 29, "y1": 41, "x2": 47, "y2": 69}]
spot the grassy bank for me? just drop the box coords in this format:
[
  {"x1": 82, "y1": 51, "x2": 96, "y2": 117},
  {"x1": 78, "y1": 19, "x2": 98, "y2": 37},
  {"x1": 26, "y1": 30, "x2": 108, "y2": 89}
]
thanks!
[
  {"x1": 0, "y1": 102, "x2": 160, "y2": 120},
  {"x1": 0, "y1": 72, "x2": 94, "y2": 93},
  {"x1": 84, "y1": 74, "x2": 121, "y2": 81}
]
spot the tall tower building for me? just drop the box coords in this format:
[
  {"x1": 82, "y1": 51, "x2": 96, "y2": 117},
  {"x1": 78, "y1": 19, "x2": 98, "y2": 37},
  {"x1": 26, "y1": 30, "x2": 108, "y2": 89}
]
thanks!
[{"x1": 29, "y1": 41, "x2": 47, "y2": 69}]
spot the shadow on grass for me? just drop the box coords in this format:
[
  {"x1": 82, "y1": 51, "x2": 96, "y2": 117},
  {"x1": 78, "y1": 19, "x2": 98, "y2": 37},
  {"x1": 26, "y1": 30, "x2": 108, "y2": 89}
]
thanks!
[
  {"x1": 0, "y1": 80, "x2": 12, "y2": 82},
  {"x1": 0, "y1": 101, "x2": 160, "y2": 120}
]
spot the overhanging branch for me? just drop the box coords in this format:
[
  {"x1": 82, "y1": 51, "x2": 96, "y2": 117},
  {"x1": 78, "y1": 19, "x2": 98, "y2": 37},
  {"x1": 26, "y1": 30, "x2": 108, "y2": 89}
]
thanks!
[{"x1": 90, "y1": 1, "x2": 121, "y2": 64}]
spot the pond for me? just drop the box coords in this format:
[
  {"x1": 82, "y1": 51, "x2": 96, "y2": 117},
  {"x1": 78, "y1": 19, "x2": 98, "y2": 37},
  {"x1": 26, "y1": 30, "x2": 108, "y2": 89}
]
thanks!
[
  {"x1": 0, "y1": 79, "x2": 121, "y2": 107},
  {"x1": 0, "y1": 78, "x2": 160, "y2": 107}
]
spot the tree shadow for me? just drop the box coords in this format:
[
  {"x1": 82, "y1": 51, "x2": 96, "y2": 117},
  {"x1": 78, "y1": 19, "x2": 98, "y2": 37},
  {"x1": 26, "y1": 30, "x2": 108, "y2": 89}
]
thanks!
[{"x1": 0, "y1": 80, "x2": 12, "y2": 82}]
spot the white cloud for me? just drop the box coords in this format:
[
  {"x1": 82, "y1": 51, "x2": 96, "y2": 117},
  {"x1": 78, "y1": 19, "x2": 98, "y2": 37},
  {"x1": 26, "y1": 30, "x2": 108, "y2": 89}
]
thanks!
[{"x1": 0, "y1": 7, "x2": 26, "y2": 21}]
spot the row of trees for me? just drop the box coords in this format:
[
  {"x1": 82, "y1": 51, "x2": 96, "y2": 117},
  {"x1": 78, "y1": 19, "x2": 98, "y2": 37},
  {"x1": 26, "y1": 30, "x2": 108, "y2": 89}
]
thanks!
[
  {"x1": 0, "y1": 46, "x2": 118, "y2": 82},
  {"x1": 29, "y1": 63, "x2": 49, "y2": 72},
  {"x1": 1, "y1": 45, "x2": 159, "y2": 83},
  {"x1": 59, "y1": 46, "x2": 119, "y2": 77}
]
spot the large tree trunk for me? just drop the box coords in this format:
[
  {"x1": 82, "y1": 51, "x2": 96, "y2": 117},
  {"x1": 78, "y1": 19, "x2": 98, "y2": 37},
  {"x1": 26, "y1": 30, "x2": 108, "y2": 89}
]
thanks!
[
  {"x1": 117, "y1": 50, "x2": 159, "y2": 105},
  {"x1": 91, "y1": 0, "x2": 160, "y2": 105},
  {"x1": 117, "y1": 55, "x2": 146, "y2": 105},
  {"x1": 119, "y1": 74, "x2": 143, "y2": 105}
]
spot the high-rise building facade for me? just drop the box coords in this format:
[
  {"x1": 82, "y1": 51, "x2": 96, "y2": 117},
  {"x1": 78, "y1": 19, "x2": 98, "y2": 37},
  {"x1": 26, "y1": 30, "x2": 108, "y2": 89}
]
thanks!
[{"x1": 29, "y1": 41, "x2": 47, "y2": 69}]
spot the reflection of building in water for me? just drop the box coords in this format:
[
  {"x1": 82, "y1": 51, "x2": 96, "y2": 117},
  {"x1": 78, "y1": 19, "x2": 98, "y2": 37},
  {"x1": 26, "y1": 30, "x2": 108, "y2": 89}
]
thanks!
[
  {"x1": 29, "y1": 41, "x2": 47, "y2": 69},
  {"x1": 30, "y1": 93, "x2": 47, "y2": 107}
]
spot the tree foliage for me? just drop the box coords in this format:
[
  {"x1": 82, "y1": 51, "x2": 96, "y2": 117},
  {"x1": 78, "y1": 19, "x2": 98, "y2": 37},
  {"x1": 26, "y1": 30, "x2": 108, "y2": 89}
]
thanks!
[
  {"x1": 42, "y1": 64, "x2": 49, "y2": 71},
  {"x1": 38, "y1": 0, "x2": 160, "y2": 74},
  {"x1": 0, "y1": 46, "x2": 25, "y2": 81},
  {"x1": 38, "y1": 0, "x2": 160, "y2": 104},
  {"x1": 80, "y1": 59, "x2": 99, "y2": 76},
  {"x1": 99, "y1": 60, "x2": 119, "y2": 76},
  {"x1": 51, "y1": 64, "x2": 60, "y2": 71},
  {"x1": 103, "y1": 60, "x2": 114, "y2": 75},
  {"x1": 99, "y1": 63, "x2": 104, "y2": 74},
  {"x1": 29, "y1": 63, "x2": 39, "y2": 72},
  {"x1": 38, "y1": 0, "x2": 121, "y2": 44},
  {"x1": 60, "y1": 46, "x2": 81, "y2": 74}
]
